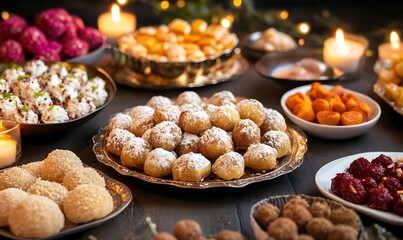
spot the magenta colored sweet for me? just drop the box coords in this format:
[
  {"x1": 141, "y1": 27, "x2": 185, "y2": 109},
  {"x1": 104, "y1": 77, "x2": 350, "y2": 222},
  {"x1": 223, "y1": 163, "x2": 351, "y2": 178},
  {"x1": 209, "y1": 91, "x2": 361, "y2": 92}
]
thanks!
[
  {"x1": 34, "y1": 46, "x2": 61, "y2": 61},
  {"x1": 18, "y1": 26, "x2": 48, "y2": 54},
  {"x1": 77, "y1": 27, "x2": 106, "y2": 51},
  {"x1": 0, "y1": 15, "x2": 28, "y2": 39},
  {"x1": 60, "y1": 22, "x2": 78, "y2": 43},
  {"x1": 62, "y1": 37, "x2": 88, "y2": 59},
  {"x1": 47, "y1": 41, "x2": 62, "y2": 53},
  {"x1": 71, "y1": 14, "x2": 84, "y2": 29},
  {"x1": 0, "y1": 39, "x2": 25, "y2": 61},
  {"x1": 35, "y1": 8, "x2": 70, "y2": 40}
]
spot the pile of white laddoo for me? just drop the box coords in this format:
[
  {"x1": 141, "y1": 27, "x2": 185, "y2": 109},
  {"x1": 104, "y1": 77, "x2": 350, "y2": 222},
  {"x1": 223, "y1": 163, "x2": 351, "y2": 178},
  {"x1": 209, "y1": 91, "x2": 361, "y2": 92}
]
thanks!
[{"x1": 0, "y1": 149, "x2": 113, "y2": 238}]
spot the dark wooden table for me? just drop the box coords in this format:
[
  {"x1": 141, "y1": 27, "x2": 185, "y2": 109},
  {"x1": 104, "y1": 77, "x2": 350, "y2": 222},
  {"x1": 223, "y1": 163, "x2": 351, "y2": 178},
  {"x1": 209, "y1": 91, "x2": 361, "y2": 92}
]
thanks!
[{"x1": 1, "y1": 49, "x2": 402, "y2": 240}]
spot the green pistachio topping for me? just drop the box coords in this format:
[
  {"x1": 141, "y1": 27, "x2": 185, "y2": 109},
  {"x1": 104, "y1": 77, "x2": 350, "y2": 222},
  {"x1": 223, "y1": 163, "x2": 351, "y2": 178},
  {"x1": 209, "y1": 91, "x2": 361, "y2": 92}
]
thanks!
[
  {"x1": 17, "y1": 75, "x2": 29, "y2": 81},
  {"x1": 6, "y1": 63, "x2": 21, "y2": 70},
  {"x1": 34, "y1": 92, "x2": 45, "y2": 97},
  {"x1": 21, "y1": 106, "x2": 29, "y2": 112},
  {"x1": 48, "y1": 105, "x2": 55, "y2": 112}
]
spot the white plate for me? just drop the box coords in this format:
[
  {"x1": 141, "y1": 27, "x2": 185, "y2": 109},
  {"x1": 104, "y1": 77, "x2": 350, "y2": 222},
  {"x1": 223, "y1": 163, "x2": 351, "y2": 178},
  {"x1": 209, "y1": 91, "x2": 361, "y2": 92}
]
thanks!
[
  {"x1": 280, "y1": 84, "x2": 381, "y2": 139},
  {"x1": 315, "y1": 151, "x2": 403, "y2": 226}
]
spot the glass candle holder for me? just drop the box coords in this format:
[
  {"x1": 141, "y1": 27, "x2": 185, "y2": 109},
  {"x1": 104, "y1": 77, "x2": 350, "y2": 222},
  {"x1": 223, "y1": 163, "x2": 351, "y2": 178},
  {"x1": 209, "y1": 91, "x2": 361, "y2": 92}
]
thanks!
[{"x1": 0, "y1": 119, "x2": 21, "y2": 169}]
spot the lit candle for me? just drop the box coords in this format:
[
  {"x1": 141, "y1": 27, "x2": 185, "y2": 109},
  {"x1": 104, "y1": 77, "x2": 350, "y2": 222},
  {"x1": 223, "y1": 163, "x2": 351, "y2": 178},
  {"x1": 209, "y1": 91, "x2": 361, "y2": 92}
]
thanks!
[
  {"x1": 378, "y1": 31, "x2": 403, "y2": 60},
  {"x1": 0, "y1": 120, "x2": 20, "y2": 169},
  {"x1": 323, "y1": 29, "x2": 365, "y2": 73},
  {"x1": 0, "y1": 139, "x2": 17, "y2": 168},
  {"x1": 98, "y1": 4, "x2": 136, "y2": 40}
]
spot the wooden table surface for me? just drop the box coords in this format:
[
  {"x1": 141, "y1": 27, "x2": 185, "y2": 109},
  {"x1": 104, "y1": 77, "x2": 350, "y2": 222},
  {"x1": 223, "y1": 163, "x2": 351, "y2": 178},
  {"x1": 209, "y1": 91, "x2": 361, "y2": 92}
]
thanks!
[{"x1": 1, "y1": 48, "x2": 402, "y2": 240}]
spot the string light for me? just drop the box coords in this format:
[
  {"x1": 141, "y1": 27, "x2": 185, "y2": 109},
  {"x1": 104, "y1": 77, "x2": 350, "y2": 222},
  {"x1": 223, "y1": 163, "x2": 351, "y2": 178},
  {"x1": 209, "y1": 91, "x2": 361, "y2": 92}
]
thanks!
[
  {"x1": 177, "y1": 0, "x2": 185, "y2": 8},
  {"x1": 279, "y1": 10, "x2": 289, "y2": 20},
  {"x1": 1, "y1": 11, "x2": 10, "y2": 20},
  {"x1": 117, "y1": 0, "x2": 128, "y2": 6},
  {"x1": 159, "y1": 0, "x2": 170, "y2": 10},
  {"x1": 233, "y1": 0, "x2": 242, "y2": 8},
  {"x1": 298, "y1": 38, "x2": 305, "y2": 46},
  {"x1": 297, "y1": 22, "x2": 310, "y2": 35},
  {"x1": 220, "y1": 14, "x2": 234, "y2": 29}
]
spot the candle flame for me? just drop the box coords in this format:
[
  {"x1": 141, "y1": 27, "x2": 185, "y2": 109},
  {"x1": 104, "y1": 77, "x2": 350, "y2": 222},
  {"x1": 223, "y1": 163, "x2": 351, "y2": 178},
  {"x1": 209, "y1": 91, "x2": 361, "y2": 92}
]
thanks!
[
  {"x1": 335, "y1": 28, "x2": 348, "y2": 54},
  {"x1": 297, "y1": 22, "x2": 310, "y2": 35},
  {"x1": 390, "y1": 31, "x2": 400, "y2": 49},
  {"x1": 111, "y1": 4, "x2": 121, "y2": 22}
]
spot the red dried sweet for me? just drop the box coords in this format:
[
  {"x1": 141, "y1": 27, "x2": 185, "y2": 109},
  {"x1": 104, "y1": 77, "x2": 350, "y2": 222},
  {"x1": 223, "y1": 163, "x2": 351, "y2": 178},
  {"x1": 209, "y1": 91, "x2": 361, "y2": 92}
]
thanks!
[
  {"x1": 385, "y1": 162, "x2": 403, "y2": 182},
  {"x1": 361, "y1": 177, "x2": 378, "y2": 190},
  {"x1": 368, "y1": 163, "x2": 385, "y2": 183},
  {"x1": 391, "y1": 188, "x2": 403, "y2": 216},
  {"x1": 0, "y1": 15, "x2": 28, "y2": 39},
  {"x1": 381, "y1": 176, "x2": 401, "y2": 193},
  {"x1": 340, "y1": 177, "x2": 367, "y2": 204},
  {"x1": 372, "y1": 154, "x2": 394, "y2": 168},
  {"x1": 0, "y1": 39, "x2": 25, "y2": 61},
  {"x1": 331, "y1": 172, "x2": 354, "y2": 195},
  {"x1": 367, "y1": 186, "x2": 392, "y2": 211},
  {"x1": 347, "y1": 157, "x2": 370, "y2": 179}
]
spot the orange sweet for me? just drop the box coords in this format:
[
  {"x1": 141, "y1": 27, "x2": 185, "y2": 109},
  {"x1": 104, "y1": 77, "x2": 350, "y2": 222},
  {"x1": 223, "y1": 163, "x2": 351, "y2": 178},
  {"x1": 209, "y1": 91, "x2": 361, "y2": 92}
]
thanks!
[
  {"x1": 316, "y1": 111, "x2": 340, "y2": 125},
  {"x1": 312, "y1": 98, "x2": 331, "y2": 113},
  {"x1": 344, "y1": 98, "x2": 358, "y2": 110},
  {"x1": 293, "y1": 103, "x2": 315, "y2": 122},
  {"x1": 329, "y1": 95, "x2": 346, "y2": 113},
  {"x1": 340, "y1": 111, "x2": 364, "y2": 125},
  {"x1": 286, "y1": 93, "x2": 311, "y2": 111},
  {"x1": 329, "y1": 85, "x2": 344, "y2": 97}
]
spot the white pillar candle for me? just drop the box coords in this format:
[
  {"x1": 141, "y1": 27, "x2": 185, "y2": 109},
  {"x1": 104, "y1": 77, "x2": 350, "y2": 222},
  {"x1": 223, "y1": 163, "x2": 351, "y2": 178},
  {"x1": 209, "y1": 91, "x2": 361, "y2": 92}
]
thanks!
[
  {"x1": 0, "y1": 120, "x2": 20, "y2": 169},
  {"x1": 323, "y1": 29, "x2": 365, "y2": 74},
  {"x1": 0, "y1": 140, "x2": 17, "y2": 168},
  {"x1": 378, "y1": 31, "x2": 403, "y2": 60},
  {"x1": 98, "y1": 4, "x2": 136, "y2": 40}
]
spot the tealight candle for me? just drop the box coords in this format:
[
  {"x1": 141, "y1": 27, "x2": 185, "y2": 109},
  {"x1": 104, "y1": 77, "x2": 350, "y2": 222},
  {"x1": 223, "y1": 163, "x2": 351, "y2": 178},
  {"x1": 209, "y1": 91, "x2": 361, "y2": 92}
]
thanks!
[
  {"x1": 378, "y1": 31, "x2": 403, "y2": 60},
  {"x1": 0, "y1": 119, "x2": 21, "y2": 169},
  {"x1": 323, "y1": 29, "x2": 365, "y2": 73},
  {"x1": 98, "y1": 4, "x2": 136, "y2": 41}
]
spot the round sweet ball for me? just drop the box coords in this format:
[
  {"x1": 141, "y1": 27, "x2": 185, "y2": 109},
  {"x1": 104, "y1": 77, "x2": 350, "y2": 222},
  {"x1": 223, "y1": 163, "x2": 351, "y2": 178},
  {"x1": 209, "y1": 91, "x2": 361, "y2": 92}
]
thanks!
[
  {"x1": 130, "y1": 113, "x2": 155, "y2": 137},
  {"x1": 284, "y1": 196, "x2": 310, "y2": 210},
  {"x1": 176, "y1": 91, "x2": 202, "y2": 106},
  {"x1": 144, "y1": 148, "x2": 177, "y2": 178},
  {"x1": 199, "y1": 127, "x2": 234, "y2": 160},
  {"x1": 255, "y1": 203, "x2": 279, "y2": 229},
  {"x1": 282, "y1": 203, "x2": 312, "y2": 231},
  {"x1": 121, "y1": 137, "x2": 153, "y2": 169},
  {"x1": 9, "y1": 195, "x2": 64, "y2": 238},
  {"x1": 172, "y1": 153, "x2": 211, "y2": 182},
  {"x1": 178, "y1": 109, "x2": 211, "y2": 135},
  {"x1": 232, "y1": 119, "x2": 261, "y2": 150},
  {"x1": 27, "y1": 179, "x2": 68, "y2": 207},
  {"x1": 20, "y1": 161, "x2": 42, "y2": 178},
  {"x1": 128, "y1": 105, "x2": 155, "y2": 119},
  {"x1": 210, "y1": 105, "x2": 240, "y2": 131},
  {"x1": 0, "y1": 188, "x2": 28, "y2": 227},
  {"x1": 243, "y1": 144, "x2": 277, "y2": 172},
  {"x1": 179, "y1": 103, "x2": 203, "y2": 113},
  {"x1": 147, "y1": 95, "x2": 173, "y2": 109},
  {"x1": 212, "y1": 152, "x2": 244, "y2": 180},
  {"x1": 306, "y1": 217, "x2": 334, "y2": 240},
  {"x1": 260, "y1": 108, "x2": 287, "y2": 134},
  {"x1": 261, "y1": 130, "x2": 291, "y2": 158},
  {"x1": 328, "y1": 207, "x2": 361, "y2": 231},
  {"x1": 62, "y1": 167, "x2": 106, "y2": 191},
  {"x1": 327, "y1": 224, "x2": 358, "y2": 240},
  {"x1": 107, "y1": 113, "x2": 132, "y2": 133},
  {"x1": 106, "y1": 128, "x2": 135, "y2": 156},
  {"x1": 175, "y1": 133, "x2": 200, "y2": 156},
  {"x1": 267, "y1": 217, "x2": 298, "y2": 240},
  {"x1": 154, "y1": 232, "x2": 178, "y2": 240},
  {"x1": 0, "y1": 167, "x2": 36, "y2": 190},
  {"x1": 208, "y1": 91, "x2": 236, "y2": 106},
  {"x1": 173, "y1": 219, "x2": 204, "y2": 240},
  {"x1": 40, "y1": 149, "x2": 84, "y2": 183},
  {"x1": 149, "y1": 121, "x2": 182, "y2": 151},
  {"x1": 215, "y1": 230, "x2": 245, "y2": 240},
  {"x1": 309, "y1": 202, "x2": 331, "y2": 218},
  {"x1": 153, "y1": 104, "x2": 181, "y2": 124},
  {"x1": 63, "y1": 184, "x2": 113, "y2": 224},
  {"x1": 235, "y1": 99, "x2": 266, "y2": 127}
]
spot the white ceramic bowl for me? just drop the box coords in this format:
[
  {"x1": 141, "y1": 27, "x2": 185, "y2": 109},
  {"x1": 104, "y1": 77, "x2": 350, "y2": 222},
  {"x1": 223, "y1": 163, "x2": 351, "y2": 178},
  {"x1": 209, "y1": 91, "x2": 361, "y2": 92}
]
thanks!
[{"x1": 280, "y1": 84, "x2": 381, "y2": 139}]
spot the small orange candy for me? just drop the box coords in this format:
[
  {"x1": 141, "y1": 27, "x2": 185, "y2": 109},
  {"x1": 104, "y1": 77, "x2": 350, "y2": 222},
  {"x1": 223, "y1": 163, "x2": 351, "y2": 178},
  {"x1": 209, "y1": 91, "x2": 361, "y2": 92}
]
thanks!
[
  {"x1": 344, "y1": 98, "x2": 358, "y2": 110},
  {"x1": 293, "y1": 103, "x2": 316, "y2": 122},
  {"x1": 329, "y1": 95, "x2": 346, "y2": 113},
  {"x1": 329, "y1": 85, "x2": 344, "y2": 97},
  {"x1": 316, "y1": 110, "x2": 341, "y2": 125},
  {"x1": 340, "y1": 111, "x2": 364, "y2": 125},
  {"x1": 312, "y1": 98, "x2": 331, "y2": 113},
  {"x1": 286, "y1": 93, "x2": 311, "y2": 111}
]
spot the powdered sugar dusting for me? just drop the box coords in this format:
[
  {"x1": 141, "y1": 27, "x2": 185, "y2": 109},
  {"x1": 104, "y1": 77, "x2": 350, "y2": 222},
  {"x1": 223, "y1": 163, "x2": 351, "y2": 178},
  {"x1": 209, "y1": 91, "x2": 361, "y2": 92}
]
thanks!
[
  {"x1": 244, "y1": 143, "x2": 277, "y2": 160},
  {"x1": 175, "y1": 153, "x2": 211, "y2": 172},
  {"x1": 145, "y1": 148, "x2": 176, "y2": 170}
]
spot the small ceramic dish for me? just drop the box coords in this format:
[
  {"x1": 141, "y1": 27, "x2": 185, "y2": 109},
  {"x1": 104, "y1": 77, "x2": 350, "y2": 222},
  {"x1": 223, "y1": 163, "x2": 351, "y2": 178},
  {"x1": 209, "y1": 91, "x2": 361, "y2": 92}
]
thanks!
[{"x1": 280, "y1": 84, "x2": 381, "y2": 139}]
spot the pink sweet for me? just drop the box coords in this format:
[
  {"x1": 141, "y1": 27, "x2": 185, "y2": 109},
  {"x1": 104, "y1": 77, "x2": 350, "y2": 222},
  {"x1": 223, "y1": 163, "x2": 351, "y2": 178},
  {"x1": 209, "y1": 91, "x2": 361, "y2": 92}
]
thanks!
[
  {"x1": 0, "y1": 15, "x2": 28, "y2": 39},
  {"x1": 18, "y1": 26, "x2": 48, "y2": 54},
  {"x1": 34, "y1": 46, "x2": 61, "y2": 61},
  {"x1": 62, "y1": 37, "x2": 88, "y2": 59},
  {"x1": 77, "y1": 27, "x2": 106, "y2": 51},
  {"x1": 35, "y1": 8, "x2": 70, "y2": 40},
  {"x1": 71, "y1": 14, "x2": 84, "y2": 29},
  {"x1": 47, "y1": 41, "x2": 63, "y2": 53},
  {"x1": 60, "y1": 22, "x2": 78, "y2": 43},
  {"x1": 0, "y1": 39, "x2": 25, "y2": 61}
]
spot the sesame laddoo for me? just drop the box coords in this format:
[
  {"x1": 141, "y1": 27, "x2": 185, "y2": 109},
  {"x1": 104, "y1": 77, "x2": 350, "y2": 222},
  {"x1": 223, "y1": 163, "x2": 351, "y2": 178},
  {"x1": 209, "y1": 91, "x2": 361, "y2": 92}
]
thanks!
[
  {"x1": 172, "y1": 219, "x2": 204, "y2": 240},
  {"x1": 309, "y1": 202, "x2": 331, "y2": 218},
  {"x1": 9, "y1": 195, "x2": 64, "y2": 238},
  {"x1": 215, "y1": 229, "x2": 245, "y2": 240},
  {"x1": 282, "y1": 203, "x2": 313, "y2": 232},
  {"x1": 20, "y1": 161, "x2": 42, "y2": 178},
  {"x1": 154, "y1": 232, "x2": 178, "y2": 240},
  {"x1": 40, "y1": 149, "x2": 84, "y2": 183},
  {"x1": 0, "y1": 188, "x2": 28, "y2": 227},
  {"x1": 306, "y1": 217, "x2": 333, "y2": 240},
  {"x1": 62, "y1": 167, "x2": 106, "y2": 191},
  {"x1": 255, "y1": 202, "x2": 279, "y2": 229},
  {"x1": 267, "y1": 217, "x2": 298, "y2": 240},
  {"x1": 120, "y1": 137, "x2": 153, "y2": 169},
  {"x1": 63, "y1": 184, "x2": 113, "y2": 224},
  {"x1": 328, "y1": 207, "x2": 361, "y2": 231},
  {"x1": 144, "y1": 148, "x2": 176, "y2": 178},
  {"x1": 212, "y1": 152, "x2": 244, "y2": 180},
  {"x1": 327, "y1": 224, "x2": 358, "y2": 240},
  {"x1": 27, "y1": 179, "x2": 68, "y2": 207},
  {"x1": 0, "y1": 167, "x2": 36, "y2": 190}
]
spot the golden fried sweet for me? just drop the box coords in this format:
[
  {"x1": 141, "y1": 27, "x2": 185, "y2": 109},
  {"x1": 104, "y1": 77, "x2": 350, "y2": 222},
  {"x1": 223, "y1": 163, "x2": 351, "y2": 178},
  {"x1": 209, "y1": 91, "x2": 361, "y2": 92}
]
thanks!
[
  {"x1": 128, "y1": 105, "x2": 155, "y2": 119},
  {"x1": 243, "y1": 144, "x2": 277, "y2": 172},
  {"x1": 212, "y1": 152, "x2": 244, "y2": 180},
  {"x1": 260, "y1": 108, "x2": 287, "y2": 134},
  {"x1": 176, "y1": 91, "x2": 202, "y2": 106},
  {"x1": 175, "y1": 133, "x2": 200, "y2": 156},
  {"x1": 144, "y1": 148, "x2": 176, "y2": 178},
  {"x1": 178, "y1": 109, "x2": 211, "y2": 135},
  {"x1": 210, "y1": 105, "x2": 240, "y2": 131},
  {"x1": 236, "y1": 99, "x2": 266, "y2": 127},
  {"x1": 27, "y1": 179, "x2": 68, "y2": 207},
  {"x1": 316, "y1": 111, "x2": 341, "y2": 126},
  {"x1": 261, "y1": 130, "x2": 291, "y2": 158},
  {"x1": 130, "y1": 113, "x2": 155, "y2": 137},
  {"x1": 166, "y1": 44, "x2": 187, "y2": 61},
  {"x1": 255, "y1": 203, "x2": 279, "y2": 229},
  {"x1": 199, "y1": 127, "x2": 234, "y2": 160},
  {"x1": 40, "y1": 149, "x2": 84, "y2": 183},
  {"x1": 169, "y1": 18, "x2": 191, "y2": 35},
  {"x1": 232, "y1": 119, "x2": 261, "y2": 150},
  {"x1": 107, "y1": 113, "x2": 132, "y2": 133},
  {"x1": 63, "y1": 184, "x2": 113, "y2": 224},
  {"x1": 172, "y1": 219, "x2": 204, "y2": 240},
  {"x1": 0, "y1": 167, "x2": 36, "y2": 190},
  {"x1": 153, "y1": 104, "x2": 181, "y2": 124},
  {"x1": 0, "y1": 188, "x2": 28, "y2": 227},
  {"x1": 62, "y1": 167, "x2": 106, "y2": 191},
  {"x1": 208, "y1": 91, "x2": 236, "y2": 106},
  {"x1": 20, "y1": 161, "x2": 42, "y2": 178},
  {"x1": 121, "y1": 137, "x2": 153, "y2": 169},
  {"x1": 293, "y1": 103, "x2": 316, "y2": 122},
  {"x1": 9, "y1": 195, "x2": 64, "y2": 238},
  {"x1": 147, "y1": 95, "x2": 173, "y2": 109},
  {"x1": 106, "y1": 128, "x2": 135, "y2": 156},
  {"x1": 149, "y1": 121, "x2": 182, "y2": 151},
  {"x1": 191, "y1": 19, "x2": 208, "y2": 34},
  {"x1": 172, "y1": 153, "x2": 211, "y2": 182}
]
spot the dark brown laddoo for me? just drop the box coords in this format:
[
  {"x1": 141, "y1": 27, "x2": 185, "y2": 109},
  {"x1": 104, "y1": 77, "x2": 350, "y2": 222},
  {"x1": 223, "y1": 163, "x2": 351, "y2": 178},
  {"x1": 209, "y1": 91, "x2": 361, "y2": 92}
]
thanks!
[
  {"x1": 154, "y1": 232, "x2": 178, "y2": 240},
  {"x1": 267, "y1": 217, "x2": 298, "y2": 240},
  {"x1": 327, "y1": 224, "x2": 358, "y2": 240},
  {"x1": 173, "y1": 219, "x2": 204, "y2": 240},
  {"x1": 255, "y1": 203, "x2": 279, "y2": 229},
  {"x1": 282, "y1": 204, "x2": 312, "y2": 232},
  {"x1": 305, "y1": 217, "x2": 333, "y2": 240},
  {"x1": 215, "y1": 229, "x2": 244, "y2": 240},
  {"x1": 308, "y1": 202, "x2": 331, "y2": 218},
  {"x1": 328, "y1": 207, "x2": 361, "y2": 231}
]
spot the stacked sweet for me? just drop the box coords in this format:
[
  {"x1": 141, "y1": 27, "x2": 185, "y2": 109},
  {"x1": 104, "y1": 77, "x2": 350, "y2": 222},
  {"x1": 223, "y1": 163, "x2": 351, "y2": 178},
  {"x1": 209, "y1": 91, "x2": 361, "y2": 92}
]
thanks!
[
  {"x1": 0, "y1": 8, "x2": 106, "y2": 61},
  {"x1": 376, "y1": 53, "x2": 403, "y2": 107},
  {"x1": 0, "y1": 59, "x2": 108, "y2": 124}
]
